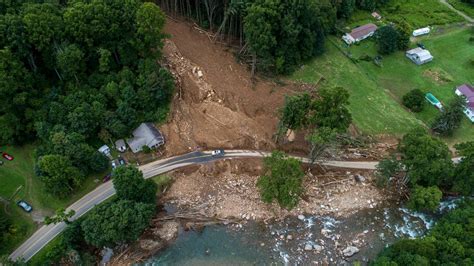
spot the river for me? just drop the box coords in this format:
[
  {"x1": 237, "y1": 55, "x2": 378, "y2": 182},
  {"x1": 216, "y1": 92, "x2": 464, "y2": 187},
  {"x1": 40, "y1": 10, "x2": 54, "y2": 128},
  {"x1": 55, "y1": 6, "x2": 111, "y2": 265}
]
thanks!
[{"x1": 144, "y1": 200, "x2": 458, "y2": 265}]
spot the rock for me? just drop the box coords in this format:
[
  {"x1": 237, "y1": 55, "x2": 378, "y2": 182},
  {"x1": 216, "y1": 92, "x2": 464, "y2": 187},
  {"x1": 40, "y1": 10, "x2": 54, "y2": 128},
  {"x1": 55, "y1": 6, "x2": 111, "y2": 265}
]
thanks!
[
  {"x1": 140, "y1": 239, "x2": 163, "y2": 251},
  {"x1": 298, "y1": 214, "x2": 305, "y2": 221},
  {"x1": 354, "y1": 174, "x2": 366, "y2": 182},
  {"x1": 154, "y1": 221, "x2": 179, "y2": 242},
  {"x1": 287, "y1": 235, "x2": 293, "y2": 240},
  {"x1": 197, "y1": 70, "x2": 203, "y2": 78},
  {"x1": 304, "y1": 244, "x2": 313, "y2": 251},
  {"x1": 342, "y1": 246, "x2": 360, "y2": 257},
  {"x1": 313, "y1": 244, "x2": 323, "y2": 252}
]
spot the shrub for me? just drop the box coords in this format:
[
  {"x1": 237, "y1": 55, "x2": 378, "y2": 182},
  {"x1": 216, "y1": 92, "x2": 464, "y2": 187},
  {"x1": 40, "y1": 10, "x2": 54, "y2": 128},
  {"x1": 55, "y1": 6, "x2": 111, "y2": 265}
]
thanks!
[{"x1": 402, "y1": 89, "x2": 425, "y2": 112}]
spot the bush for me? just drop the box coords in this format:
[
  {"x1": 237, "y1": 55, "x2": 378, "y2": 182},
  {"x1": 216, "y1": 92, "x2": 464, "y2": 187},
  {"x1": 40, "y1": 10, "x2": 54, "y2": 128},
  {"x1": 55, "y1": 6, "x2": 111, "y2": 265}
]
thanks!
[
  {"x1": 407, "y1": 185, "x2": 442, "y2": 212},
  {"x1": 402, "y1": 89, "x2": 425, "y2": 112}
]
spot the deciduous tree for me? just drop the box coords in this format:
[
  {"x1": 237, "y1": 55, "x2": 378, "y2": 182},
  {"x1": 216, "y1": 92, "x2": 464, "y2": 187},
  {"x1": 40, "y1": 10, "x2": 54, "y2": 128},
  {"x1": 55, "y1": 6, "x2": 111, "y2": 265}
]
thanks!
[
  {"x1": 257, "y1": 151, "x2": 304, "y2": 210},
  {"x1": 113, "y1": 166, "x2": 158, "y2": 204}
]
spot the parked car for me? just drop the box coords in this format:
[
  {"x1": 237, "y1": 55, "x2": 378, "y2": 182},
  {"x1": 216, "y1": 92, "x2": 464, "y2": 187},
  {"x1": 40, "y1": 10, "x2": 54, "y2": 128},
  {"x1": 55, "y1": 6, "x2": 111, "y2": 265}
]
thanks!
[
  {"x1": 117, "y1": 156, "x2": 126, "y2": 166},
  {"x1": 17, "y1": 200, "x2": 32, "y2": 212},
  {"x1": 417, "y1": 42, "x2": 426, "y2": 49},
  {"x1": 2, "y1": 152, "x2": 13, "y2": 161},
  {"x1": 111, "y1": 160, "x2": 118, "y2": 169},
  {"x1": 211, "y1": 150, "x2": 225, "y2": 157},
  {"x1": 103, "y1": 174, "x2": 112, "y2": 183}
]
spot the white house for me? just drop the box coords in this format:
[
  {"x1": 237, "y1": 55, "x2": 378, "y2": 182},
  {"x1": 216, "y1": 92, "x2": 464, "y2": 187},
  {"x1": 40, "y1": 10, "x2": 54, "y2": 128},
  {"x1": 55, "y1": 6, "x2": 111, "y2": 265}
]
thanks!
[
  {"x1": 98, "y1": 145, "x2": 111, "y2": 157},
  {"x1": 412, "y1": 27, "x2": 430, "y2": 37},
  {"x1": 126, "y1": 123, "x2": 165, "y2": 153},
  {"x1": 455, "y1": 84, "x2": 474, "y2": 122},
  {"x1": 406, "y1": 47, "x2": 433, "y2": 65},
  {"x1": 342, "y1": 23, "x2": 378, "y2": 45}
]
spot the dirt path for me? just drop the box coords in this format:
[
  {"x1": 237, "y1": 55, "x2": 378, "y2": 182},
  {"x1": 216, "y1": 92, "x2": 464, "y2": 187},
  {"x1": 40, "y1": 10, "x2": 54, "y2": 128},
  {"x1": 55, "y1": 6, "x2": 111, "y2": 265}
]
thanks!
[
  {"x1": 439, "y1": 0, "x2": 474, "y2": 23},
  {"x1": 160, "y1": 19, "x2": 305, "y2": 156}
]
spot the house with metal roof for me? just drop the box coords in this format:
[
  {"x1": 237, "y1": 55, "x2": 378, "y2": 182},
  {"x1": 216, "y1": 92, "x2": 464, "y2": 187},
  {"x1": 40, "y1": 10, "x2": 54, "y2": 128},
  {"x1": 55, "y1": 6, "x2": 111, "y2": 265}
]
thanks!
[
  {"x1": 406, "y1": 47, "x2": 433, "y2": 65},
  {"x1": 342, "y1": 23, "x2": 378, "y2": 45},
  {"x1": 455, "y1": 84, "x2": 474, "y2": 122},
  {"x1": 126, "y1": 123, "x2": 165, "y2": 153}
]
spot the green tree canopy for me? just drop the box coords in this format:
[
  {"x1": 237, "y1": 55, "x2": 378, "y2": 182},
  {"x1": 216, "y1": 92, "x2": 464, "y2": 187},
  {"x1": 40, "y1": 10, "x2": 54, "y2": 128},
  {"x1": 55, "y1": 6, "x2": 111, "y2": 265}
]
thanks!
[
  {"x1": 257, "y1": 151, "x2": 305, "y2": 210},
  {"x1": 37, "y1": 154, "x2": 84, "y2": 198},
  {"x1": 376, "y1": 25, "x2": 399, "y2": 55},
  {"x1": 112, "y1": 166, "x2": 158, "y2": 204},
  {"x1": 311, "y1": 86, "x2": 352, "y2": 132},
  {"x1": 407, "y1": 186, "x2": 443, "y2": 212},
  {"x1": 398, "y1": 128, "x2": 453, "y2": 187},
  {"x1": 431, "y1": 96, "x2": 465, "y2": 136},
  {"x1": 81, "y1": 200, "x2": 155, "y2": 248}
]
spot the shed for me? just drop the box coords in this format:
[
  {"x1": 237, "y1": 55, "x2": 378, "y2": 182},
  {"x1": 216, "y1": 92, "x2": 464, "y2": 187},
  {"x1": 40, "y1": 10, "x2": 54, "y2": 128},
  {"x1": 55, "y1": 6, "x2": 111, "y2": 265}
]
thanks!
[
  {"x1": 342, "y1": 23, "x2": 378, "y2": 45},
  {"x1": 98, "y1": 145, "x2": 111, "y2": 157},
  {"x1": 371, "y1": 12, "x2": 382, "y2": 20},
  {"x1": 115, "y1": 139, "x2": 127, "y2": 153},
  {"x1": 406, "y1": 47, "x2": 433, "y2": 65},
  {"x1": 413, "y1": 27, "x2": 430, "y2": 37},
  {"x1": 126, "y1": 123, "x2": 165, "y2": 153},
  {"x1": 455, "y1": 84, "x2": 474, "y2": 122}
]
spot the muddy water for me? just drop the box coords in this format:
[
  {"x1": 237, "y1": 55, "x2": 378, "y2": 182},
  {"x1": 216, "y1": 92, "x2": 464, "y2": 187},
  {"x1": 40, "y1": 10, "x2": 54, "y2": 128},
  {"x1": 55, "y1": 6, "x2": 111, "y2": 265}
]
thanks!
[{"x1": 145, "y1": 200, "x2": 458, "y2": 265}]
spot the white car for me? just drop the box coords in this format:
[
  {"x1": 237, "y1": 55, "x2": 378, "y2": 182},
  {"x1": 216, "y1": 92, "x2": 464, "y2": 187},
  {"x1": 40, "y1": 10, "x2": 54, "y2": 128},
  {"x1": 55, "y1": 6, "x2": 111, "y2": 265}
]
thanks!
[
  {"x1": 211, "y1": 150, "x2": 224, "y2": 157},
  {"x1": 111, "y1": 160, "x2": 118, "y2": 169}
]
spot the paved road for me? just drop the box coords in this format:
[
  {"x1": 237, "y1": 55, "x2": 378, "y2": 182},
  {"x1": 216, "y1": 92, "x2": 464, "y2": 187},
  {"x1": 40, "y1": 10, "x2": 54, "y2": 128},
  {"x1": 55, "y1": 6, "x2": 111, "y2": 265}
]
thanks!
[
  {"x1": 10, "y1": 150, "x2": 378, "y2": 262},
  {"x1": 439, "y1": 0, "x2": 474, "y2": 23}
]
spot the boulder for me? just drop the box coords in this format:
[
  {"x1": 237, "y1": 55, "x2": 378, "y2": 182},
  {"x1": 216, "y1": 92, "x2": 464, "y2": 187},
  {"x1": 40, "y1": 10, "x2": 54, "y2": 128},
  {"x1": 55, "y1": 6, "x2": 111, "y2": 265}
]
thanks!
[
  {"x1": 304, "y1": 244, "x2": 313, "y2": 251},
  {"x1": 298, "y1": 214, "x2": 305, "y2": 221},
  {"x1": 354, "y1": 174, "x2": 366, "y2": 182},
  {"x1": 313, "y1": 244, "x2": 324, "y2": 252},
  {"x1": 342, "y1": 246, "x2": 359, "y2": 257}
]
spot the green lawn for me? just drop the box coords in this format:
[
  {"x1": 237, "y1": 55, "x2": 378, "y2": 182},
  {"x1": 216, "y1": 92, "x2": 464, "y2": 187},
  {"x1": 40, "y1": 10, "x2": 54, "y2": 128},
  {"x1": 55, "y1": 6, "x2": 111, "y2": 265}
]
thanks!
[
  {"x1": 0, "y1": 145, "x2": 105, "y2": 255},
  {"x1": 448, "y1": 0, "x2": 474, "y2": 18},
  {"x1": 291, "y1": 28, "x2": 474, "y2": 144},
  {"x1": 346, "y1": 0, "x2": 464, "y2": 29},
  {"x1": 291, "y1": 41, "x2": 422, "y2": 135}
]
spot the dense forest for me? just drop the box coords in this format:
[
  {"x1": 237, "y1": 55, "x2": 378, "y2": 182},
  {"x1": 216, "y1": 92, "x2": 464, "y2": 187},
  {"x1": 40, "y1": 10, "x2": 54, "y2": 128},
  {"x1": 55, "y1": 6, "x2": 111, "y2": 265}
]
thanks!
[
  {"x1": 0, "y1": 0, "x2": 173, "y2": 197},
  {"x1": 157, "y1": 0, "x2": 390, "y2": 73}
]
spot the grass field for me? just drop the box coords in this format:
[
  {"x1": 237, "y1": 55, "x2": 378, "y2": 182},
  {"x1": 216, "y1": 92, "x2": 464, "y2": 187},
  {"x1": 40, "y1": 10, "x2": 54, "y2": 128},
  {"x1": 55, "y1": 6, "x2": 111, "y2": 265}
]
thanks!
[
  {"x1": 0, "y1": 145, "x2": 105, "y2": 255},
  {"x1": 291, "y1": 42, "x2": 422, "y2": 135},
  {"x1": 291, "y1": 27, "x2": 474, "y2": 144},
  {"x1": 347, "y1": 0, "x2": 464, "y2": 29},
  {"x1": 448, "y1": 0, "x2": 474, "y2": 18}
]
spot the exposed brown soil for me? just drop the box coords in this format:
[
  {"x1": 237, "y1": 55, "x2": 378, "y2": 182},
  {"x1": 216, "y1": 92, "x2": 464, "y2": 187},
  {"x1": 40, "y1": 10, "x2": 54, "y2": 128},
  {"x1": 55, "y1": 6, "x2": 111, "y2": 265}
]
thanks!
[
  {"x1": 163, "y1": 159, "x2": 385, "y2": 220},
  {"x1": 159, "y1": 19, "x2": 304, "y2": 156}
]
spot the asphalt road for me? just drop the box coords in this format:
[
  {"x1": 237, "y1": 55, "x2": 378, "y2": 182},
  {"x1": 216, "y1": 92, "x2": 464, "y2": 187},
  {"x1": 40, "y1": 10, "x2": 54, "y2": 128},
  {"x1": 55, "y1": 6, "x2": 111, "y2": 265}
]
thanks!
[{"x1": 10, "y1": 149, "x2": 378, "y2": 262}]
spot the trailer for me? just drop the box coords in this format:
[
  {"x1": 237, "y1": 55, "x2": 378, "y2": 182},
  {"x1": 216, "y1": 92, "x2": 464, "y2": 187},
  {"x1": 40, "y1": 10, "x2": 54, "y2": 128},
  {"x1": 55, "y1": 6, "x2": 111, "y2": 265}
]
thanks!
[
  {"x1": 425, "y1": 92, "x2": 443, "y2": 110},
  {"x1": 413, "y1": 27, "x2": 430, "y2": 37}
]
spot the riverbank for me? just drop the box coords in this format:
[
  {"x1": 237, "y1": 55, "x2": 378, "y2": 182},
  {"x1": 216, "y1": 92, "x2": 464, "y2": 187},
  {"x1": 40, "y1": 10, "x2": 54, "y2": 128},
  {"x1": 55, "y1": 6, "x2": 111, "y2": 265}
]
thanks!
[{"x1": 109, "y1": 158, "x2": 403, "y2": 264}]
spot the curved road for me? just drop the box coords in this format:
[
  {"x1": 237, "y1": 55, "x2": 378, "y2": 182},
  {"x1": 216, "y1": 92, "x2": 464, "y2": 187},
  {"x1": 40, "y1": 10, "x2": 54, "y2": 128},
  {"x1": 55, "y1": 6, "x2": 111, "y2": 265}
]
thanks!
[{"x1": 10, "y1": 149, "x2": 377, "y2": 262}]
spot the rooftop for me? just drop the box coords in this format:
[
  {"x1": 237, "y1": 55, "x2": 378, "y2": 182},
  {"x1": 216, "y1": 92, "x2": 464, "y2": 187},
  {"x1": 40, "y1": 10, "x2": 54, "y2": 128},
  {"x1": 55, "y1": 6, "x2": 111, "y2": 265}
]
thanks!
[{"x1": 349, "y1": 23, "x2": 378, "y2": 39}]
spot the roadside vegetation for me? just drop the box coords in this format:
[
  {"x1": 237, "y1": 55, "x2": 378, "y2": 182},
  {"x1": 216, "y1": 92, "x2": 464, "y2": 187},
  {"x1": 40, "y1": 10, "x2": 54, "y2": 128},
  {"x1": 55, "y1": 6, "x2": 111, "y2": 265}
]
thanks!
[{"x1": 25, "y1": 165, "x2": 158, "y2": 265}]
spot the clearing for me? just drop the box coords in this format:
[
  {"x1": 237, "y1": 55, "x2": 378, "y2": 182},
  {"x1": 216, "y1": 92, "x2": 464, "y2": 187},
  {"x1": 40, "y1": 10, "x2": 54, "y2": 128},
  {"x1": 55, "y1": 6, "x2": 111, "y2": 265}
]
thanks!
[
  {"x1": 0, "y1": 145, "x2": 105, "y2": 254},
  {"x1": 348, "y1": 0, "x2": 464, "y2": 28},
  {"x1": 293, "y1": 26, "x2": 474, "y2": 144}
]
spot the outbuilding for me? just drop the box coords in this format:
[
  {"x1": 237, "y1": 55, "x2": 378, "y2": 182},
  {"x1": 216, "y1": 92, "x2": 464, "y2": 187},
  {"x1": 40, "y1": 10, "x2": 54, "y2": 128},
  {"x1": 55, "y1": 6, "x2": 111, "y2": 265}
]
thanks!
[
  {"x1": 115, "y1": 139, "x2": 127, "y2": 153},
  {"x1": 98, "y1": 145, "x2": 111, "y2": 157},
  {"x1": 406, "y1": 47, "x2": 433, "y2": 65},
  {"x1": 342, "y1": 23, "x2": 378, "y2": 45}
]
